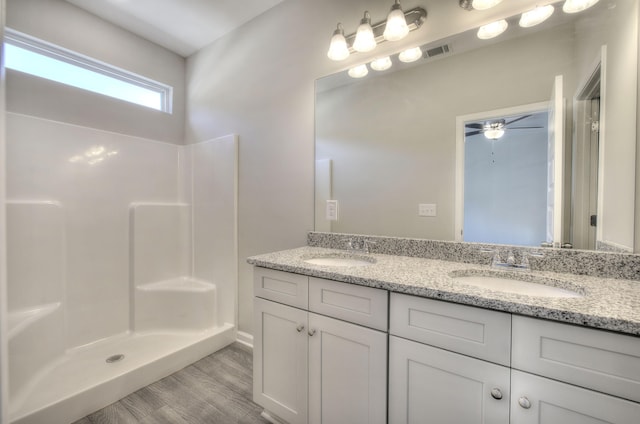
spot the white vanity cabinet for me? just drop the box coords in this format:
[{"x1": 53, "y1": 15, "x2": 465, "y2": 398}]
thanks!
[
  {"x1": 510, "y1": 315, "x2": 640, "y2": 423},
  {"x1": 389, "y1": 293, "x2": 512, "y2": 424},
  {"x1": 510, "y1": 370, "x2": 640, "y2": 423},
  {"x1": 253, "y1": 268, "x2": 388, "y2": 424},
  {"x1": 388, "y1": 292, "x2": 640, "y2": 424}
]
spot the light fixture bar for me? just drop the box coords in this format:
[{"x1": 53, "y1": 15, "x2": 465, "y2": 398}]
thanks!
[{"x1": 344, "y1": 7, "x2": 427, "y2": 53}]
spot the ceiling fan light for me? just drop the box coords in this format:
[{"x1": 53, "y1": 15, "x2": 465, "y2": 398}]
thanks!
[
  {"x1": 353, "y1": 11, "x2": 377, "y2": 52},
  {"x1": 398, "y1": 46, "x2": 422, "y2": 63},
  {"x1": 327, "y1": 23, "x2": 350, "y2": 61},
  {"x1": 383, "y1": 1, "x2": 410, "y2": 41},
  {"x1": 562, "y1": 0, "x2": 599, "y2": 14},
  {"x1": 484, "y1": 128, "x2": 505, "y2": 139},
  {"x1": 472, "y1": 0, "x2": 503, "y2": 10},
  {"x1": 371, "y1": 56, "x2": 393, "y2": 71},
  {"x1": 348, "y1": 64, "x2": 369, "y2": 78},
  {"x1": 519, "y1": 5, "x2": 555, "y2": 28},
  {"x1": 477, "y1": 19, "x2": 508, "y2": 39}
]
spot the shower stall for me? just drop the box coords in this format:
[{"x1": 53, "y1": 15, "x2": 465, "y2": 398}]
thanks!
[{"x1": 4, "y1": 112, "x2": 238, "y2": 424}]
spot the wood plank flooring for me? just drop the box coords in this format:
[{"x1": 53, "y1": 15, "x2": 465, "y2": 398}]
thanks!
[{"x1": 72, "y1": 343, "x2": 270, "y2": 424}]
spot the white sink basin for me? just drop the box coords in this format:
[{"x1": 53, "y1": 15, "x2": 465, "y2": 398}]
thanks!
[
  {"x1": 303, "y1": 254, "x2": 376, "y2": 267},
  {"x1": 451, "y1": 271, "x2": 583, "y2": 298}
]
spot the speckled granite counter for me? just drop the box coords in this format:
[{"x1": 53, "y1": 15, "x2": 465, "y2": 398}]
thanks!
[{"x1": 247, "y1": 246, "x2": 640, "y2": 337}]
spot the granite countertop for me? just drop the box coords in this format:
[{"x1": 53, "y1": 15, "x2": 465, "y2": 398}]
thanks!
[{"x1": 247, "y1": 246, "x2": 640, "y2": 337}]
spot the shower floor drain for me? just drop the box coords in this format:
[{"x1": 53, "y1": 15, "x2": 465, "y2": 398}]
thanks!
[{"x1": 106, "y1": 354, "x2": 125, "y2": 363}]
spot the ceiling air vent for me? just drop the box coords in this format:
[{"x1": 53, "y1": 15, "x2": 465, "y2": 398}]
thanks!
[{"x1": 425, "y1": 44, "x2": 450, "y2": 58}]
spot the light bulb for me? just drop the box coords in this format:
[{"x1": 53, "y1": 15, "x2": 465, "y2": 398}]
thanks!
[
  {"x1": 519, "y1": 5, "x2": 555, "y2": 28},
  {"x1": 383, "y1": 1, "x2": 409, "y2": 41},
  {"x1": 484, "y1": 128, "x2": 505, "y2": 139},
  {"x1": 348, "y1": 64, "x2": 369, "y2": 78},
  {"x1": 371, "y1": 56, "x2": 392, "y2": 71},
  {"x1": 353, "y1": 11, "x2": 377, "y2": 52},
  {"x1": 477, "y1": 19, "x2": 508, "y2": 39},
  {"x1": 472, "y1": 0, "x2": 503, "y2": 10},
  {"x1": 398, "y1": 46, "x2": 422, "y2": 63},
  {"x1": 327, "y1": 23, "x2": 350, "y2": 61},
  {"x1": 562, "y1": 0, "x2": 599, "y2": 13}
]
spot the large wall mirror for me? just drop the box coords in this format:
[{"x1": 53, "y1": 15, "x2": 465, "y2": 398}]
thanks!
[{"x1": 315, "y1": 0, "x2": 638, "y2": 252}]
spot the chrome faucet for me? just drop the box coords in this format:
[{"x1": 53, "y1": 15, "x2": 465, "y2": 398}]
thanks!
[
  {"x1": 342, "y1": 238, "x2": 377, "y2": 254},
  {"x1": 483, "y1": 249, "x2": 543, "y2": 271}
]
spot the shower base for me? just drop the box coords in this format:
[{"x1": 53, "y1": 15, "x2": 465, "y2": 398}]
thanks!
[{"x1": 9, "y1": 324, "x2": 235, "y2": 424}]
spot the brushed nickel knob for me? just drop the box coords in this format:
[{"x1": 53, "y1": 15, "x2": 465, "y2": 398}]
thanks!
[
  {"x1": 308, "y1": 329, "x2": 317, "y2": 336},
  {"x1": 518, "y1": 396, "x2": 532, "y2": 409},
  {"x1": 490, "y1": 388, "x2": 503, "y2": 400},
  {"x1": 296, "y1": 324, "x2": 305, "y2": 333}
]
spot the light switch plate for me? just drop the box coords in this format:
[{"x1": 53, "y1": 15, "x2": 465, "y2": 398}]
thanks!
[
  {"x1": 326, "y1": 200, "x2": 339, "y2": 221},
  {"x1": 418, "y1": 203, "x2": 437, "y2": 217}
]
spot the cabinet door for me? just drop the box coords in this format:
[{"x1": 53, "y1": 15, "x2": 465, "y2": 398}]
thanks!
[
  {"x1": 254, "y1": 298, "x2": 309, "y2": 424},
  {"x1": 308, "y1": 313, "x2": 387, "y2": 424},
  {"x1": 389, "y1": 336, "x2": 510, "y2": 424},
  {"x1": 511, "y1": 370, "x2": 640, "y2": 424}
]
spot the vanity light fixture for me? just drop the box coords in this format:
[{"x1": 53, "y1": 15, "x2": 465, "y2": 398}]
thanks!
[
  {"x1": 519, "y1": 5, "x2": 555, "y2": 27},
  {"x1": 562, "y1": 0, "x2": 600, "y2": 13},
  {"x1": 348, "y1": 64, "x2": 369, "y2": 78},
  {"x1": 383, "y1": 0, "x2": 410, "y2": 41},
  {"x1": 327, "y1": 23, "x2": 350, "y2": 61},
  {"x1": 326, "y1": 6, "x2": 427, "y2": 61},
  {"x1": 398, "y1": 46, "x2": 423, "y2": 63},
  {"x1": 370, "y1": 56, "x2": 393, "y2": 71},
  {"x1": 472, "y1": 0, "x2": 504, "y2": 10},
  {"x1": 477, "y1": 19, "x2": 508, "y2": 39},
  {"x1": 353, "y1": 11, "x2": 377, "y2": 52}
]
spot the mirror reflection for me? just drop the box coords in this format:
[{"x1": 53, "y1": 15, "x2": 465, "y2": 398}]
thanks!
[
  {"x1": 462, "y1": 110, "x2": 549, "y2": 247},
  {"x1": 315, "y1": 0, "x2": 637, "y2": 252}
]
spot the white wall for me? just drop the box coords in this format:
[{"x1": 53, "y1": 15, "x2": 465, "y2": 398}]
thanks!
[
  {"x1": 185, "y1": 0, "x2": 548, "y2": 335},
  {"x1": 5, "y1": 0, "x2": 185, "y2": 144}
]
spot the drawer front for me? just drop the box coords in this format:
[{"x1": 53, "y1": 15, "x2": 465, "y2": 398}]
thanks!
[
  {"x1": 512, "y1": 316, "x2": 640, "y2": 403},
  {"x1": 390, "y1": 293, "x2": 511, "y2": 366},
  {"x1": 309, "y1": 278, "x2": 388, "y2": 331},
  {"x1": 254, "y1": 267, "x2": 309, "y2": 309}
]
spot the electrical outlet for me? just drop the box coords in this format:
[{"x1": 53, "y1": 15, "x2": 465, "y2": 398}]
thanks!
[
  {"x1": 326, "y1": 200, "x2": 339, "y2": 221},
  {"x1": 418, "y1": 203, "x2": 437, "y2": 217}
]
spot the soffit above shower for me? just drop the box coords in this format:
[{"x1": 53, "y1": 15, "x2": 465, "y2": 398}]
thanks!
[{"x1": 65, "y1": 0, "x2": 285, "y2": 57}]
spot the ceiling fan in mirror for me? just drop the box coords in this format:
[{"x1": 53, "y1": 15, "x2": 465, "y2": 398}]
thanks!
[{"x1": 465, "y1": 115, "x2": 543, "y2": 140}]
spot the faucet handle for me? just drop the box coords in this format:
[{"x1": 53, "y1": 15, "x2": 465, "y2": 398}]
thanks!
[
  {"x1": 479, "y1": 248, "x2": 501, "y2": 266},
  {"x1": 521, "y1": 250, "x2": 544, "y2": 269},
  {"x1": 363, "y1": 240, "x2": 377, "y2": 254}
]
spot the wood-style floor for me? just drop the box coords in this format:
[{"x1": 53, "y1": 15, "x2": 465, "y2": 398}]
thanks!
[{"x1": 72, "y1": 343, "x2": 270, "y2": 424}]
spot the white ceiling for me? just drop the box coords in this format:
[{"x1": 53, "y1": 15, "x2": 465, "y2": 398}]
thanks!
[{"x1": 65, "y1": 0, "x2": 285, "y2": 57}]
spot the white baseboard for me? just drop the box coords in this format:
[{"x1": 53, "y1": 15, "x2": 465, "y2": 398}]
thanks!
[{"x1": 236, "y1": 331, "x2": 253, "y2": 348}]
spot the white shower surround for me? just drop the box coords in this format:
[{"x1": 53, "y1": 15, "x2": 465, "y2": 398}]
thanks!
[{"x1": 5, "y1": 113, "x2": 237, "y2": 424}]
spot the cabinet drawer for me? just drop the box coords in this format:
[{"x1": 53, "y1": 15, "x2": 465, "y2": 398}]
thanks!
[
  {"x1": 390, "y1": 293, "x2": 511, "y2": 366},
  {"x1": 254, "y1": 267, "x2": 309, "y2": 309},
  {"x1": 512, "y1": 316, "x2": 640, "y2": 403},
  {"x1": 309, "y1": 278, "x2": 388, "y2": 331}
]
